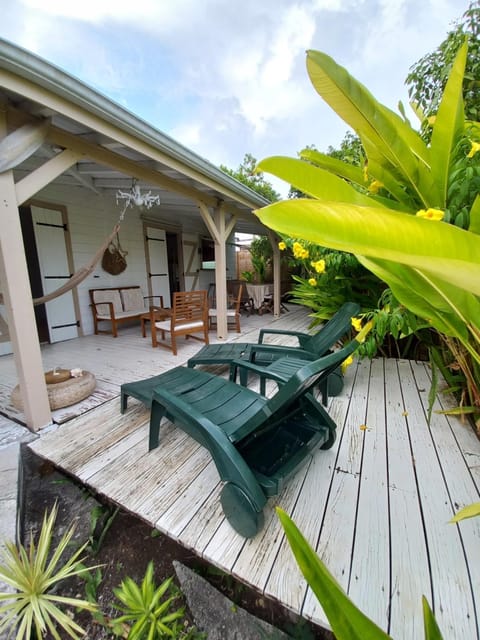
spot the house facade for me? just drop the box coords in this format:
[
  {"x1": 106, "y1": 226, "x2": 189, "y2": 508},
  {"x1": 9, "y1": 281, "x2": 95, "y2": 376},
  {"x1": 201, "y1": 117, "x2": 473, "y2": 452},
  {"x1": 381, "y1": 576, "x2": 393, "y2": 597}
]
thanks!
[{"x1": 0, "y1": 38, "x2": 283, "y2": 430}]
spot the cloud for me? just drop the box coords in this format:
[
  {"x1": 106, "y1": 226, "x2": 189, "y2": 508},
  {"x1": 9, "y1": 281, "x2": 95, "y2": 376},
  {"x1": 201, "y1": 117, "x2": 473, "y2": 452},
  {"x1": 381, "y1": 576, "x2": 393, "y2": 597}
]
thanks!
[{"x1": 2, "y1": 0, "x2": 465, "y2": 184}]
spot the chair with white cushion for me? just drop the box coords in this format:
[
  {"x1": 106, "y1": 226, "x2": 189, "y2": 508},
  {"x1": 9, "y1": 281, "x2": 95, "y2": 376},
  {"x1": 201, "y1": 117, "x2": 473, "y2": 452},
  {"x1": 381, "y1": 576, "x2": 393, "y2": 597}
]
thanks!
[{"x1": 151, "y1": 290, "x2": 209, "y2": 355}]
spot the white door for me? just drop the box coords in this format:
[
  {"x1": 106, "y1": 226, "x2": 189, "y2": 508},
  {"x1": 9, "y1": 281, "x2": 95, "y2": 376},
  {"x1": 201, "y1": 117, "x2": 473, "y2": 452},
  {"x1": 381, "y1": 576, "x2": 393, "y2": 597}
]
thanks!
[
  {"x1": 32, "y1": 206, "x2": 78, "y2": 343},
  {"x1": 145, "y1": 226, "x2": 171, "y2": 307}
]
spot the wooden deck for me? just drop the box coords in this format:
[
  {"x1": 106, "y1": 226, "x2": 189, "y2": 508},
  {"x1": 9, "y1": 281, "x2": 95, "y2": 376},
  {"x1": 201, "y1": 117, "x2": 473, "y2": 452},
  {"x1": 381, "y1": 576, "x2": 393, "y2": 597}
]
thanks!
[{"x1": 3, "y1": 306, "x2": 480, "y2": 638}]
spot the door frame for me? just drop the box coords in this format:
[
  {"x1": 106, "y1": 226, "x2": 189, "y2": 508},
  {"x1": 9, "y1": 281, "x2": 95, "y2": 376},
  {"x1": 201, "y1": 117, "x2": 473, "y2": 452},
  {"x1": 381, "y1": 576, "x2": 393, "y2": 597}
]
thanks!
[
  {"x1": 143, "y1": 221, "x2": 185, "y2": 301},
  {"x1": 27, "y1": 199, "x2": 82, "y2": 339}
]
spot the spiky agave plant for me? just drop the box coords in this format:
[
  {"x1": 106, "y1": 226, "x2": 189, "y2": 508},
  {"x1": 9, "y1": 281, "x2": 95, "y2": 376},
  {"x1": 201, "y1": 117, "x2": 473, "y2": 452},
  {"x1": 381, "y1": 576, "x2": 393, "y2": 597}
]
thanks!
[
  {"x1": 109, "y1": 561, "x2": 185, "y2": 639},
  {"x1": 0, "y1": 503, "x2": 98, "y2": 640}
]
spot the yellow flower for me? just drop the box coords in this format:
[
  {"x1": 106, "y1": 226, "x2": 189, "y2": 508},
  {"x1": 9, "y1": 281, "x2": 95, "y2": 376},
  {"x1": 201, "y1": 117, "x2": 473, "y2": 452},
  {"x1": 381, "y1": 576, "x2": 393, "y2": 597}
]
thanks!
[
  {"x1": 278, "y1": 241, "x2": 286, "y2": 251},
  {"x1": 357, "y1": 319, "x2": 374, "y2": 343},
  {"x1": 311, "y1": 259, "x2": 326, "y2": 274},
  {"x1": 301, "y1": 249, "x2": 310, "y2": 259},
  {"x1": 416, "y1": 208, "x2": 444, "y2": 221},
  {"x1": 292, "y1": 242, "x2": 304, "y2": 259},
  {"x1": 341, "y1": 355, "x2": 353, "y2": 375},
  {"x1": 467, "y1": 140, "x2": 480, "y2": 158},
  {"x1": 351, "y1": 317, "x2": 363, "y2": 332},
  {"x1": 368, "y1": 180, "x2": 383, "y2": 194},
  {"x1": 308, "y1": 278, "x2": 317, "y2": 287}
]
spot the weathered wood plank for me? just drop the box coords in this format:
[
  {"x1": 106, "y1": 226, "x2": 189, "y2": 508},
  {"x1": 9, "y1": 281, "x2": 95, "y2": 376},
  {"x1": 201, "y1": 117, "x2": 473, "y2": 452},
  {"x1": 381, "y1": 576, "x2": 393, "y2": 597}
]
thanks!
[
  {"x1": 156, "y1": 461, "x2": 221, "y2": 539},
  {"x1": 302, "y1": 358, "x2": 370, "y2": 624},
  {"x1": 398, "y1": 360, "x2": 477, "y2": 640},
  {"x1": 384, "y1": 359, "x2": 431, "y2": 640},
  {"x1": 264, "y1": 361, "x2": 357, "y2": 613},
  {"x1": 347, "y1": 357, "x2": 390, "y2": 631},
  {"x1": 411, "y1": 361, "x2": 480, "y2": 639}
]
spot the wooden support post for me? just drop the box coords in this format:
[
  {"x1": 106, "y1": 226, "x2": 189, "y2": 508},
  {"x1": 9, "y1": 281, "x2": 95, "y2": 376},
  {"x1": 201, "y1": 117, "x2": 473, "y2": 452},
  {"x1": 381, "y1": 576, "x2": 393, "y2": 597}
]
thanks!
[{"x1": 0, "y1": 112, "x2": 51, "y2": 430}]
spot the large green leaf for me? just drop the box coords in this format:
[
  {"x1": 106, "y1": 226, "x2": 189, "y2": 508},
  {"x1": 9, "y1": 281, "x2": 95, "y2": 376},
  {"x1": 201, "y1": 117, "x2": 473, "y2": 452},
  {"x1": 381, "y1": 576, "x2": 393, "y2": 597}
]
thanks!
[
  {"x1": 422, "y1": 597, "x2": 445, "y2": 640},
  {"x1": 299, "y1": 149, "x2": 413, "y2": 210},
  {"x1": 256, "y1": 199, "x2": 480, "y2": 296},
  {"x1": 257, "y1": 156, "x2": 385, "y2": 207},
  {"x1": 306, "y1": 50, "x2": 429, "y2": 204},
  {"x1": 469, "y1": 194, "x2": 480, "y2": 234},
  {"x1": 300, "y1": 148, "x2": 366, "y2": 186},
  {"x1": 276, "y1": 508, "x2": 392, "y2": 639},
  {"x1": 429, "y1": 41, "x2": 467, "y2": 206},
  {"x1": 359, "y1": 258, "x2": 480, "y2": 363}
]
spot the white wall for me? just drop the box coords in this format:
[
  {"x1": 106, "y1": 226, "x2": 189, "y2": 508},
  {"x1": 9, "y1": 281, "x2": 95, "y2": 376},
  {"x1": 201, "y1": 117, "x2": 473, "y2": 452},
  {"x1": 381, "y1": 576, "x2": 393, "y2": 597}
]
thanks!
[{"x1": 31, "y1": 184, "x2": 151, "y2": 336}]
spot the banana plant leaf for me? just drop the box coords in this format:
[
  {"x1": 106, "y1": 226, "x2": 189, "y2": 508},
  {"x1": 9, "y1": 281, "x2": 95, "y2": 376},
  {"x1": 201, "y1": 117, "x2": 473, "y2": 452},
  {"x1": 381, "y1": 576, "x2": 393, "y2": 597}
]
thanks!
[
  {"x1": 305, "y1": 50, "x2": 430, "y2": 204},
  {"x1": 255, "y1": 199, "x2": 480, "y2": 297},
  {"x1": 257, "y1": 156, "x2": 385, "y2": 207},
  {"x1": 429, "y1": 42, "x2": 467, "y2": 206},
  {"x1": 300, "y1": 148, "x2": 366, "y2": 186}
]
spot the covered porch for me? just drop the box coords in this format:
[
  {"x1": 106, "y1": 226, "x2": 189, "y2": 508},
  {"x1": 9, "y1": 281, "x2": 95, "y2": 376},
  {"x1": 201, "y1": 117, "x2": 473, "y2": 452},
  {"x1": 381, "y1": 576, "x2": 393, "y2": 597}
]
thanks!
[{"x1": 2, "y1": 305, "x2": 478, "y2": 639}]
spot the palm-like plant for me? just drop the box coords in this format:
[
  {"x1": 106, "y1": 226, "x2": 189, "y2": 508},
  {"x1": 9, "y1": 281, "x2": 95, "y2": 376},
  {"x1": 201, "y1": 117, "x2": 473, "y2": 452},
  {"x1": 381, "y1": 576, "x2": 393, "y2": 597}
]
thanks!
[
  {"x1": 0, "y1": 504, "x2": 97, "y2": 640},
  {"x1": 110, "y1": 562, "x2": 184, "y2": 639},
  {"x1": 256, "y1": 41, "x2": 480, "y2": 423}
]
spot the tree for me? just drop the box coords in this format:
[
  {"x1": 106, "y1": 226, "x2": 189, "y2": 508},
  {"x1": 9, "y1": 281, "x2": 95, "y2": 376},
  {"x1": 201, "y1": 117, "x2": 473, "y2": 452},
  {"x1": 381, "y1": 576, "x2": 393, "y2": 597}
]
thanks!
[
  {"x1": 220, "y1": 153, "x2": 280, "y2": 202},
  {"x1": 406, "y1": 1, "x2": 480, "y2": 122}
]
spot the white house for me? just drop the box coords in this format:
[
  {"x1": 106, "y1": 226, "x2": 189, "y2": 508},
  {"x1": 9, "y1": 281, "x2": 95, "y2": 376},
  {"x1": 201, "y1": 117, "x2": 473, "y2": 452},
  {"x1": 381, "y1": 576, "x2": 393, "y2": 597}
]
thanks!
[{"x1": 0, "y1": 39, "x2": 283, "y2": 431}]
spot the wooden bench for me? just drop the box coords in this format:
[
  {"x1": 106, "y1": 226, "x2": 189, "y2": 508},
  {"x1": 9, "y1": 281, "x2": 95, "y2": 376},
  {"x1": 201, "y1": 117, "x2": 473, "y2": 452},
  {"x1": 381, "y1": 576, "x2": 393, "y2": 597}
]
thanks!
[{"x1": 89, "y1": 286, "x2": 163, "y2": 337}]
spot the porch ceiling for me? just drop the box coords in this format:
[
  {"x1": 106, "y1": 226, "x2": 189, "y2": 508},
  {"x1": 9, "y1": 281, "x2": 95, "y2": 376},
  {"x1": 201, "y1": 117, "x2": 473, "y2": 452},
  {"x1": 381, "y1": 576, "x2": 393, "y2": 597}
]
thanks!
[{"x1": 0, "y1": 38, "x2": 271, "y2": 235}]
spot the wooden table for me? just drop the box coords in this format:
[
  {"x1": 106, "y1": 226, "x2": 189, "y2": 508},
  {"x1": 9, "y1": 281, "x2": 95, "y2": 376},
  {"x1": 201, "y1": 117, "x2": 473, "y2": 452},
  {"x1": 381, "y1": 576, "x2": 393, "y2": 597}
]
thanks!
[{"x1": 140, "y1": 307, "x2": 172, "y2": 338}]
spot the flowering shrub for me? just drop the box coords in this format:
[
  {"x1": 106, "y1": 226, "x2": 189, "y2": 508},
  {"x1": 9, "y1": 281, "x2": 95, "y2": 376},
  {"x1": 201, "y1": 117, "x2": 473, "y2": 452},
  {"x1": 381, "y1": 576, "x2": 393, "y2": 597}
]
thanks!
[{"x1": 256, "y1": 42, "x2": 480, "y2": 424}]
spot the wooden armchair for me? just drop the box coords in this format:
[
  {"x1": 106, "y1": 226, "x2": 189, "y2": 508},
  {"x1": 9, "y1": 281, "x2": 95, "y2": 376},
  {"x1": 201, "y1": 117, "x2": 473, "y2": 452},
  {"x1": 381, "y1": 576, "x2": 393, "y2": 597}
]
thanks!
[
  {"x1": 208, "y1": 283, "x2": 243, "y2": 333},
  {"x1": 151, "y1": 290, "x2": 209, "y2": 355}
]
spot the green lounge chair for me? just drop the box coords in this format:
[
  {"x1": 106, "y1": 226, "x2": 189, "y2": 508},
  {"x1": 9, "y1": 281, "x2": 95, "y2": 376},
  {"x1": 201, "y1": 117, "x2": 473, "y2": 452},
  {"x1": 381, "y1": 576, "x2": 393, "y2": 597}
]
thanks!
[
  {"x1": 187, "y1": 301, "x2": 360, "y2": 403},
  {"x1": 142, "y1": 340, "x2": 360, "y2": 538}
]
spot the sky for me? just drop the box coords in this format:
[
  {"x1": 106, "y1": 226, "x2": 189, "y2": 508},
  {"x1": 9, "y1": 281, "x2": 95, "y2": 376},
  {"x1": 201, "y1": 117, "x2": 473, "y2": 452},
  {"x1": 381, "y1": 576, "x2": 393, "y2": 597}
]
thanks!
[{"x1": 1, "y1": 0, "x2": 466, "y2": 196}]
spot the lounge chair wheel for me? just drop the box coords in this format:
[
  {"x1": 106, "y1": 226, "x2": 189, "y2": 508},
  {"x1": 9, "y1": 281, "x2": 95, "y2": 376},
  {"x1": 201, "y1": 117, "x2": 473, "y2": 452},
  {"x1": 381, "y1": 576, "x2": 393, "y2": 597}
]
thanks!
[
  {"x1": 221, "y1": 482, "x2": 265, "y2": 538},
  {"x1": 327, "y1": 367, "x2": 344, "y2": 397},
  {"x1": 321, "y1": 429, "x2": 336, "y2": 450}
]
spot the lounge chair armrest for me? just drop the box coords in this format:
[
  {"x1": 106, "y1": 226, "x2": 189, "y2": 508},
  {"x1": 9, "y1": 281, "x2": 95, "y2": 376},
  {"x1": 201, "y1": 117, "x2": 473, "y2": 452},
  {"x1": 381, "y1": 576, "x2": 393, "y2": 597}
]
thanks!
[
  {"x1": 150, "y1": 387, "x2": 266, "y2": 510},
  {"x1": 229, "y1": 358, "x2": 290, "y2": 386},
  {"x1": 258, "y1": 328, "x2": 308, "y2": 344},
  {"x1": 248, "y1": 343, "x2": 315, "y2": 362}
]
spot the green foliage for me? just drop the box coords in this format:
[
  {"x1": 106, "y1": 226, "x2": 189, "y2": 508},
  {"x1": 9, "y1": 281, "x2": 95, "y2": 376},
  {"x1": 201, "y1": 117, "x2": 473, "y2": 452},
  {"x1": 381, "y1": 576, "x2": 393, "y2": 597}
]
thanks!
[
  {"x1": 289, "y1": 135, "x2": 365, "y2": 199},
  {"x1": 249, "y1": 235, "x2": 273, "y2": 283},
  {"x1": 406, "y1": 1, "x2": 480, "y2": 123},
  {"x1": 220, "y1": 153, "x2": 280, "y2": 202},
  {"x1": 279, "y1": 238, "x2": 384, "y2": 317},
  {"x1": 256, "y1": 41, "x2": 480, "y2": 422},
  {"x1": 87, "y1": 503, "x2": 120, "y2": 555},
  {"x1": 0, "y1": 504, "x2": 98, "y2": 640},
  {"x1": 110, "y1": 562, "x2": 197, "y2": 639},
  {"x1": 445, "y1": 124, "x2": 480, "y2": 228},
  {"x1": 326, "y1": 131, "x2": 365, "y2": 167},
  {"x1": 277, "y1": 508, "x2": 445, "y2": 640}
]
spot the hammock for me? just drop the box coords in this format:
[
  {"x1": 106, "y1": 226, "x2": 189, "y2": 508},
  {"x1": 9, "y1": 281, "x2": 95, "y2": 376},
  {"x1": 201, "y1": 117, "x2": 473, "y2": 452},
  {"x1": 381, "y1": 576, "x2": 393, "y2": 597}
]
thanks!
[{"x1": 33, "y1": 224, "x2": 121, "y2": 306}]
